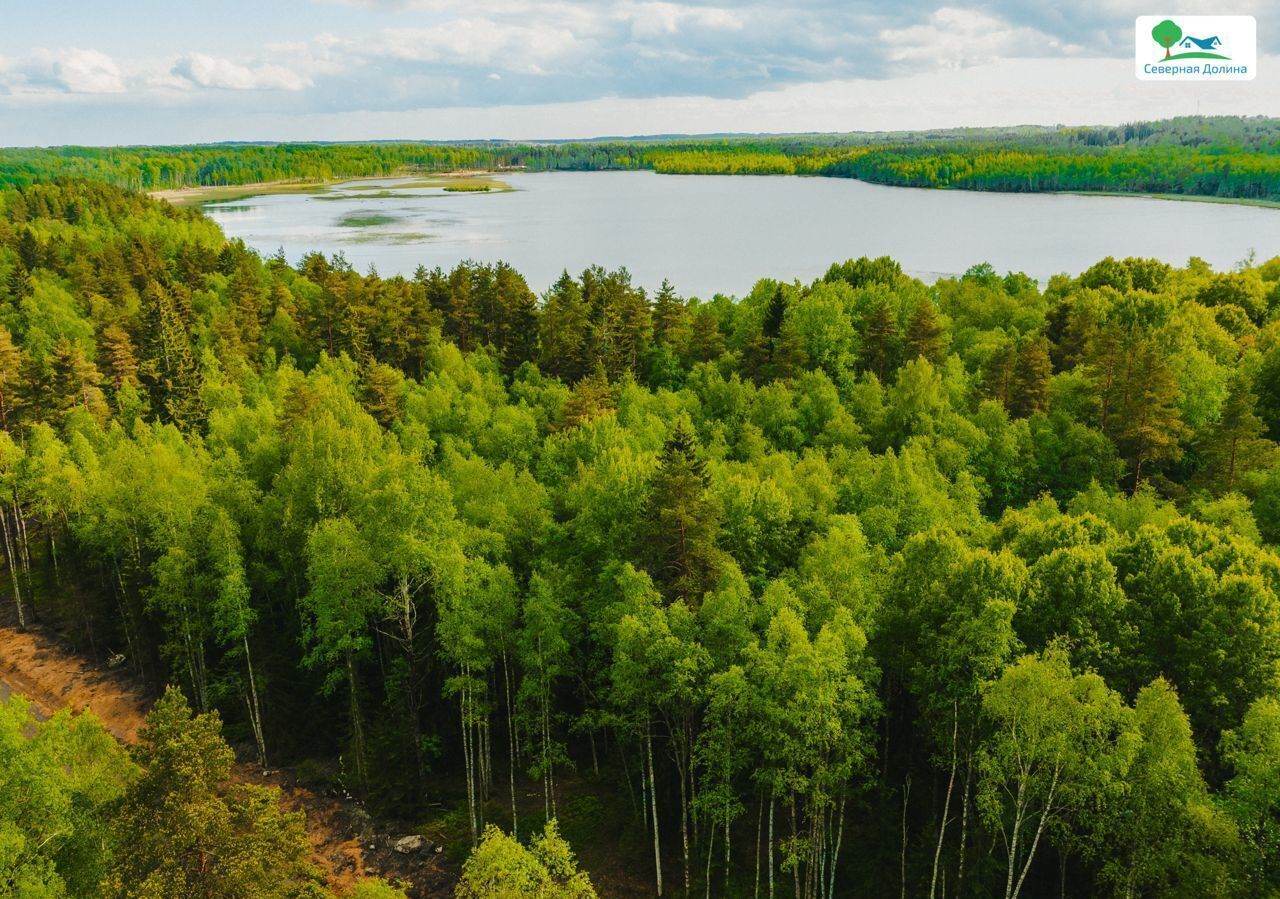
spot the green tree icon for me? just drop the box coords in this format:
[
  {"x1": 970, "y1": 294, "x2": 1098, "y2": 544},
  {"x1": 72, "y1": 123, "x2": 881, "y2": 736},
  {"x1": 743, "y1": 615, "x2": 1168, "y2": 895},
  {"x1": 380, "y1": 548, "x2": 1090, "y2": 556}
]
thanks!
[{"x1": 1152, "y1": 19, "x2": 1182, "y2": 59}]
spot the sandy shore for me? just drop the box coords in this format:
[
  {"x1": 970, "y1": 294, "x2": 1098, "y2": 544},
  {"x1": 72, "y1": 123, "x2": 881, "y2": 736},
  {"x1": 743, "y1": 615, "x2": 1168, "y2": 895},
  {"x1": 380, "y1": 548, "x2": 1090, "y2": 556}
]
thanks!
[{"x1": 150, "y1": 170, "x2": 510, "y2": 206}]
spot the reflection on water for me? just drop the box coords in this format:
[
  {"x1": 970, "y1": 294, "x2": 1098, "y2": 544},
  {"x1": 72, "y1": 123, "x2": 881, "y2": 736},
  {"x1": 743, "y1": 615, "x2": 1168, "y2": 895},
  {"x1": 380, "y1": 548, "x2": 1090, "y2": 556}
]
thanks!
[{"x1": 205, "y1": 171, "x2": 1280, "y2": 298}]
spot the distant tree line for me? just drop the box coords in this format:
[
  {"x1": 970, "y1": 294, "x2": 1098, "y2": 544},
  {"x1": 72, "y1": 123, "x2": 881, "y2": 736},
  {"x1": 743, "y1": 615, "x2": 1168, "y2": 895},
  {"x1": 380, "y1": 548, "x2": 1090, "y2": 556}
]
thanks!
[{"x1": 4, "y1": 115, "x2": 1280, "y2": 201}]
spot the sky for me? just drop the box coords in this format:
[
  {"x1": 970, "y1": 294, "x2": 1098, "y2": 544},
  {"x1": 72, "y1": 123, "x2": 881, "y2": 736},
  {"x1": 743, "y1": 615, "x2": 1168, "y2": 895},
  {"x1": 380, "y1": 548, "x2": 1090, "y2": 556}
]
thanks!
[{"x1": 0, "y1": 0, "x2": 1276, "y2": 145}]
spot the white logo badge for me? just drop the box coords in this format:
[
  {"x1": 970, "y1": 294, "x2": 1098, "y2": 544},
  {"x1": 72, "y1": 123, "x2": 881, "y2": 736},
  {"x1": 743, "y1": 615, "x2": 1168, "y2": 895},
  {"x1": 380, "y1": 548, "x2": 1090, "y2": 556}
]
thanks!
[{"x1": 1135, "y1": 16, "x2": 1256, "y2": 81}]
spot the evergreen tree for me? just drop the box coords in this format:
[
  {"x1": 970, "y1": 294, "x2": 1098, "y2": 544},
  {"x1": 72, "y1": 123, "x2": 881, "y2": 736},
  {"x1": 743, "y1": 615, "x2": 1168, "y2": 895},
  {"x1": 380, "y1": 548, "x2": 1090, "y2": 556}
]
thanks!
[
  {"x1": 1199, "y1": 371, "x2": 1274, "y2": 492},
  {"x1": 638, "y1": 419, "x2": 723, "y2": 603},
  {"x1": 49, "y1": 338, "x2": 109, "y2": 424},
  {"x1": 539, "y1": 271, "x2": 591, "y2": 383},
  {"x1": 503, "y1": 287, "x2": 540, "y2": 375},
  {"x1": 905, "y1": 298, "x2": 945, "y2": 365},
  {"x1": 651, "y1": 278, "x2": 687, "y2": 347},
  {"x1": 104, "y1": 688, "x2": 324, "y2": 899},
  {"x1": 1113, "y1": 340, "x2": 1187, "y2": 492},
  {"x1": 862, "y1": 299, "x2": 899, "y2": 381},
  {"x1": 99, "y1": 323, "x2": 141, "y2": 392},
  {"x1": 562, "y1": 365, "x2": 614, "y2": 428},
  {"x1": 1009, "y1": 337, "x2": 1052, "y2": 418},
  {"x1": 981, "y1": 340, "x2": 1018, "y2": 409},
  {"x1": 0, "y1": 324, "x2": 27, "y2": 429}
]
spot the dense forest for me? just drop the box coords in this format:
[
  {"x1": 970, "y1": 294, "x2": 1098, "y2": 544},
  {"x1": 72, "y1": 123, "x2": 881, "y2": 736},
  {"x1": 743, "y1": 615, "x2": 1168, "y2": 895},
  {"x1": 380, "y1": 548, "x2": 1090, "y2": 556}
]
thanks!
[
  {"x1": 2, "y1": 175, "x2": 1280, "y2": 898},
  {"x1": 3, "y1": 116, "x2": 1280, "y2": 201}
]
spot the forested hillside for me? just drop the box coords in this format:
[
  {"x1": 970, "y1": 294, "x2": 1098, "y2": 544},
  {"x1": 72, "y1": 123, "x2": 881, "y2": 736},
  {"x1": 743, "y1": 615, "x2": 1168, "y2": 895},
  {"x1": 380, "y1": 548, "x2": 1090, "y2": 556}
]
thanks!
[
  {"x1": 2, "y1": 178, "x2": 1280, "y2": 897},
  {"x1": 3, "y1": 116, "x2": 1280, "y2": 201}
]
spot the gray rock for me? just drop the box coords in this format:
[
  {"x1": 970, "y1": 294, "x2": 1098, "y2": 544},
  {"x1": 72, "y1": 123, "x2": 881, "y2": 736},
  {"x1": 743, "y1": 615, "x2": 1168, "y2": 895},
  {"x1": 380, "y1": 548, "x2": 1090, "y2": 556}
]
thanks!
[{"x1": 394, "y1": 834, "x2": 425, "y2": 854}]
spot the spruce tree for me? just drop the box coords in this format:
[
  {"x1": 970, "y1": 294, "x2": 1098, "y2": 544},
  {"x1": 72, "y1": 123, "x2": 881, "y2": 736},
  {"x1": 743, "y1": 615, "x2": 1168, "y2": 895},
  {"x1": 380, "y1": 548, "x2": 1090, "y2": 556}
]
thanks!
[
  {"x1": 651, "y1": 278, "x2": 687, "y2": 347},
  {"x1": 540, "y1": 271, "x2": 591, "y2": 383},
  {"x1": 981, "y1": 340, "x2": 1018, "y2": 409},
  {"x1": 1010, "y1": 337, "x2": 1052, "y2": 418},
  {"x1": 1199, "y1": 372, "x2": 1274, "y2": 492},
  {"x1": 638, "y1": 419, "x2": 723, "y2": 604},
  {"x1": 862, "y1": 299, "x2": 899, "y2": 381},
  {"x1": 905, "y1": 298, "x2": 945, "y2": 365},
  {"x1": 49, "y1": 338, "x2": 109, "y2": 424},
  {"x1": 1114, "y1": 340, "x2": 1187, "y2": 492}
]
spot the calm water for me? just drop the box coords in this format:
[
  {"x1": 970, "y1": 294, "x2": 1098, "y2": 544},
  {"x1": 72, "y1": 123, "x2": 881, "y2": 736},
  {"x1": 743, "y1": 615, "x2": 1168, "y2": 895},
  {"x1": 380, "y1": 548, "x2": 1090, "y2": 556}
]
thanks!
[{"x1": 205, "y1": 171, "x2": 1280, "y2": 298}]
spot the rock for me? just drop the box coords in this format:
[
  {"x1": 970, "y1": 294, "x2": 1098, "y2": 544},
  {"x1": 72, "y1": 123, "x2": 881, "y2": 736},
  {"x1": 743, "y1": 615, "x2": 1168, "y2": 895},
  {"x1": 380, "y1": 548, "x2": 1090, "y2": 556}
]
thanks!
[{"x1": 393, "y1": 835, "x2": 425, "y2": 854}]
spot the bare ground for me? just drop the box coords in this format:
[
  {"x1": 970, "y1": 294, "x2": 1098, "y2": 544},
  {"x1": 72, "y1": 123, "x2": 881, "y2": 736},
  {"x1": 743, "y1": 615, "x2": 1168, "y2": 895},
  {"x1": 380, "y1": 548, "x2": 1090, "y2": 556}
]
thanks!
[{"x1": 0, "y1": 621, "x2": 454, "y2": 897}]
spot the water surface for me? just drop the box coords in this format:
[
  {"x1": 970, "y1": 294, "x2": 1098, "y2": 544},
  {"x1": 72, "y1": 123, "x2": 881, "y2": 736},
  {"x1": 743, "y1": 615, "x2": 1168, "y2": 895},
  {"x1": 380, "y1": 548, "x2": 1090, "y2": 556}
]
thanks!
[{"x1": 205, "y1": 171, "x2": 1280, "y2": 297}]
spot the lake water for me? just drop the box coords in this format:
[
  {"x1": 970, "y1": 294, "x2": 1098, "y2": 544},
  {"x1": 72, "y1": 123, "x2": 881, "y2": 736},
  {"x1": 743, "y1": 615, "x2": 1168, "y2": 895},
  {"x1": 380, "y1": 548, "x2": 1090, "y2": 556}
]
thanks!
[{"x1": 205, "y1": 171, "x2": 1280, "y2": 298}]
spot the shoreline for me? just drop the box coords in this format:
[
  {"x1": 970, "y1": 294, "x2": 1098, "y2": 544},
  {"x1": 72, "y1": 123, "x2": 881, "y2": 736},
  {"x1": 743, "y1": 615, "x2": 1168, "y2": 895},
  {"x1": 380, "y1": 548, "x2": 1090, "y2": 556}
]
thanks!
[
  {"x1": 150, "y1": 169, "x2": 511, "y2": 206},
  {"x1": 148, "y1": 168, "x2": 1280, "y2": 212}
]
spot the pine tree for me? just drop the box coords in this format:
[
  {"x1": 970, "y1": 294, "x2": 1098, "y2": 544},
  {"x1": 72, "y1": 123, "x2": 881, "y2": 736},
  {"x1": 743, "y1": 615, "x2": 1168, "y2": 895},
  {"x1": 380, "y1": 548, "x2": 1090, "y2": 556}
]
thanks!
[
  {"x1": 229, "y1": 263, "x2": 265, "y2": 355},
  {"x1": 684, "y1": 305, "x2": 725, "y2": 364},
  {"x1": 494, "y1": 261, "x2": 535, "y2": 365},
  {"x1": 139, "y1": 281, "x2": 204, "y2": 430},
  {"x1": 362, "y1": 361, "x2": 404, "y2": 426},
  {"x1": 905, "y1": 299, "x2": 945, "y2": 365},
  {"x1": 615, "y1": 284, "x2": 652, "y2": 378},
  {"x1": 1009, "y1": 337, "x2": 1052, "y2": 418},
  {"x1": 447, "y1": 263, "x2": 480, "y2": 352},
  {"x1": 104, "y1": 688, "x2": 324, "y2": 899}
]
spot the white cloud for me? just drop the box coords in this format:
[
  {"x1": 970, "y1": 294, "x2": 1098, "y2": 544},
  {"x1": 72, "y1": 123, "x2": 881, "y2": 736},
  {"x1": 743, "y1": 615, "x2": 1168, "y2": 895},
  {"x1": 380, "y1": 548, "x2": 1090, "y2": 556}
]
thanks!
[
  {"x1": 358, "y1": 21, "x2": 579, "y2": 69},
  {"x1": 618, "y1": 3, "x2": 745, "y2": 39},
  {"x1": 171, "y1": 53, "x2": 313, "y2": 91},
  {"x1": 880, "y1": 8, "x2": 1081, "y2": 69},
  {"x1": 1, "y1": 48, "x2": 127, "y2": 94}
]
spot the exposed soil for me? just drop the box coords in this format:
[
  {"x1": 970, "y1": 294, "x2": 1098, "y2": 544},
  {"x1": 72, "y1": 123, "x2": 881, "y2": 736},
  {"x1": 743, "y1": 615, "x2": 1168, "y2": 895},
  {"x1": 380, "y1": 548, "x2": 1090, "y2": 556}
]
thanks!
[{"x1": 0, "y1": 621, "x2": 453, "y2": 897}]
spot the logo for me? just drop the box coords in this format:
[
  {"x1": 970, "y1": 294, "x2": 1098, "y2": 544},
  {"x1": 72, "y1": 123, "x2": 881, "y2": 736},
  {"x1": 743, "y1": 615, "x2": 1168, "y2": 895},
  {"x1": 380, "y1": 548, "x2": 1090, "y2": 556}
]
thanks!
[{"x1": 1135, "y1": 16, "x2": 1255, "y2": 80}]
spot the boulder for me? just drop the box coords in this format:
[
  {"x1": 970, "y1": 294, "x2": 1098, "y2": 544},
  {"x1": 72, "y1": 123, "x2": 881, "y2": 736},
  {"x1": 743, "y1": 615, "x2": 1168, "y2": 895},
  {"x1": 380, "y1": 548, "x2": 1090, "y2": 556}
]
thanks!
[{"x1": 393, "y1": 834, "x2": 425, "y2": 854}]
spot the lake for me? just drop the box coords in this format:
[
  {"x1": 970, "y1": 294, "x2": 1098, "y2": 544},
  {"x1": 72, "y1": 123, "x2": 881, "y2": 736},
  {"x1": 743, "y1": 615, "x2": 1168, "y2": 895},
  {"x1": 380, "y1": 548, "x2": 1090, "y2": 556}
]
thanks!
[{"x1": 205, "y1": 171, "x2": 1280, "y2": 298}]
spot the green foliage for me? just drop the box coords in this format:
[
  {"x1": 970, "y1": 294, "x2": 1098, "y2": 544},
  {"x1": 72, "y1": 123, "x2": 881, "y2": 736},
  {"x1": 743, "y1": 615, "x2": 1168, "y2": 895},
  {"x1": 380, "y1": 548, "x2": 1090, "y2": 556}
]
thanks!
[
  {"x1": 456, "y1": 820, "x2": 597, "y2": 899},
  {"x1": 2, "y1": 173, "x2": 1280, "y2": 899},
  {"x1": 0, "y1": 698, "x2": 132, "y2": 897},
  {"x1": 104, "y1": 687, "x2": 326, "y2": 899}
]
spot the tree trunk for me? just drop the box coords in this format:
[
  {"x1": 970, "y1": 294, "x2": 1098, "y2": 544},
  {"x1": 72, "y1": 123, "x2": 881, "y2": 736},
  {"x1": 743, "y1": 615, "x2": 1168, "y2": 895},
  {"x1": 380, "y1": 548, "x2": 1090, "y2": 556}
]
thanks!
[
  {"x1": 768, "y1": 795, "x2": 775, "y2": 899},
  {"x1": 647, "y1": 725, "x2": 663, "y2": 896},
  {"x1": 243, "y1": 633, "x2": 267, "y2": 767},
  {"x1": 930, "y1": 707, "x2": 960, "y2": 899},
  {"x1": 0, "y1": 501, "x2": 24, "y2": 628},
  {"x1": 347, "y1": 649, "x2": 367, "y2": 786},
  {"x1": 901, "y1": 776, "x2": 912, "y2": 899},
  {"x1": 502, "y1": 649, "x2": 518, "y2": 838},
  {"x1": 829, "y1": 799, "x2": 845, "y2": 899},
  {"x1": 1011, "y1": 767, "x2": 1059, "y2": 899},
  {"x1": 957, "y1": 750, "x2": 973, "y2": 899}
]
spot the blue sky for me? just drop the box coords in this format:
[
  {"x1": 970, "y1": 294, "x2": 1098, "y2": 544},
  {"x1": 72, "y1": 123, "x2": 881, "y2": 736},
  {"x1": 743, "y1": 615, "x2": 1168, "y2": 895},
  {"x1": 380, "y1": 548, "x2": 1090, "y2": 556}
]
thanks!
[{"x1": 0, "y1": 0, "x2": 1275, "y2": 145}]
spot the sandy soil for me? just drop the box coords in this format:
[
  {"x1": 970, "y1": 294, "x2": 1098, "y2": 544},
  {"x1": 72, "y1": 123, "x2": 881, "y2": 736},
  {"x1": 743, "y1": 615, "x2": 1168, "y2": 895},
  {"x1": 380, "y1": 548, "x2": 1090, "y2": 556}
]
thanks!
[
  {"x1": 0, "y1": 622, "x2": 452, "y2": 897},
  {"x1": 0, "y1": 624, "x2": 147, "y2": 740}
]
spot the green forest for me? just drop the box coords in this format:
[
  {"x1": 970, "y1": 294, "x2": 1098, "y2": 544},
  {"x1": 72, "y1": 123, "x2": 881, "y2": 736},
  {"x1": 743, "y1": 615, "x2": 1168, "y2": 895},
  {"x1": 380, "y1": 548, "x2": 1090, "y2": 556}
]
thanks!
[
  {"x1": 3, "y1": 173, "x2": 1280, "y2": 898},
  {"x1": 4, "y1": 115, "x2": 1280, "y2": 202}
]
